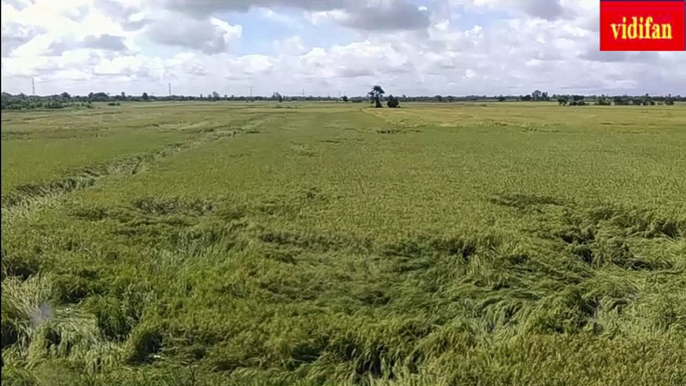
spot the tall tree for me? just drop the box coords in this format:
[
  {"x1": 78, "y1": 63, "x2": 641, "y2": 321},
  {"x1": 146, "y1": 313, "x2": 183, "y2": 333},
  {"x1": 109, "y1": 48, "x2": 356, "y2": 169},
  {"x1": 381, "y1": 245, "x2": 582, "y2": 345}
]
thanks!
[{"x1": 368, "y1": 85, "x2": 385, "y2": 108}]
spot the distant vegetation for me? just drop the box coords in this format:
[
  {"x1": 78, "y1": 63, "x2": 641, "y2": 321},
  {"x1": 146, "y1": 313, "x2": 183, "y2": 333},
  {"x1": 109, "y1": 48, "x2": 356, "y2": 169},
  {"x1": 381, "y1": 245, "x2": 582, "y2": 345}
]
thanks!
[
  {"x1": 557, "y1": 94, "x2": 677, "y2": 106},
  {"x1": 368, "y1": 85, "x2": 385, "y2": 108},
  {"x1": 1, "y1": 89, "x2": 683, "y2": 110},
  {"x1": 1, "y1": 93, "x2": 77, "y2": 110}
]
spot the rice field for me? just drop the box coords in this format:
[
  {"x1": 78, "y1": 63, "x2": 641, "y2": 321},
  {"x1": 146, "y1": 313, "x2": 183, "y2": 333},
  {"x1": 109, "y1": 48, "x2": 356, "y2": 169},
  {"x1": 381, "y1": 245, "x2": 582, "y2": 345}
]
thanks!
[{"x1": 2, "y1": 101, "x2": 686, "y2": 385}]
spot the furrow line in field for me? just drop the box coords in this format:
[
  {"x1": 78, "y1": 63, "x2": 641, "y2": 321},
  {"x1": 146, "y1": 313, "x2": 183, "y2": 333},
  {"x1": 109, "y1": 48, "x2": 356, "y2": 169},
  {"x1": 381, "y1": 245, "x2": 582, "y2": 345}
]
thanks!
[{"x1": 0, "y1": 130, "x2": 236, "y2": 219}]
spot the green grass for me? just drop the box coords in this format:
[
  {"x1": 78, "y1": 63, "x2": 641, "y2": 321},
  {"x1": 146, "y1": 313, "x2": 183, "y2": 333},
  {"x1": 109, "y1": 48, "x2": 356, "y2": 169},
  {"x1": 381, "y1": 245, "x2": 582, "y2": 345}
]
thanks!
[{"x1": 2, "y1": 101, "x2": 685, "y2": 385}]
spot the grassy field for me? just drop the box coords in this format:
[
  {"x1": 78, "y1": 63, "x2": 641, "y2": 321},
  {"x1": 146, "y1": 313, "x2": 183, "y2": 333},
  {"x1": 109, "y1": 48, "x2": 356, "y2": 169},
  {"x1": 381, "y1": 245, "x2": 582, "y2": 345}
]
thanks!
[{"x1": 2, "y1": 101, "x2": 685, "y2": 385}]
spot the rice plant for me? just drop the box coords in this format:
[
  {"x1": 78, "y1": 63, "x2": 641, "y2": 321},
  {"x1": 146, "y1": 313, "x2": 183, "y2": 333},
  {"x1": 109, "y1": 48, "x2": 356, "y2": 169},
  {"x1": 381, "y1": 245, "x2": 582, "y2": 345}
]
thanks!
[{"x1": 2, "y1": 102, "x2": 685, "y2": 385}]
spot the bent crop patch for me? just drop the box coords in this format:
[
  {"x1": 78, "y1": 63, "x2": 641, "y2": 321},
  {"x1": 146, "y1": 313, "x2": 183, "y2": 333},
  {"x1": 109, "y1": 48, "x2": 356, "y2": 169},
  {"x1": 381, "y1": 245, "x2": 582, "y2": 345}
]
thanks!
[{"x1": 600, "y1": 0, "x2": 686, "y2": 51}]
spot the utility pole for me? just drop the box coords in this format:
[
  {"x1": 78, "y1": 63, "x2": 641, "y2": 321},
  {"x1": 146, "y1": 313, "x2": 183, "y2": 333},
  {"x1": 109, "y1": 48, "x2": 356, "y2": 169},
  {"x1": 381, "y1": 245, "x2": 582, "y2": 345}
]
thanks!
[
  {"x1": 250, "y1": 86, "x2": 253, "y2": 99},
  {"x1": 31, "y1": 77, "x2": 35, "y2": 95},
  {"x1": 168, "y1": 83, "x2": 171, "y2": 96}
]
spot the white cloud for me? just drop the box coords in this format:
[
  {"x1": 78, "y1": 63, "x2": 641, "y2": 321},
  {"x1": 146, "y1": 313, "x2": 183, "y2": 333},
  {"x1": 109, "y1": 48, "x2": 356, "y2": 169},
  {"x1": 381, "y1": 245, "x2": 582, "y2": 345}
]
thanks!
[
  {"x1": 273, "y1": 36, "x2": 307, "y2": 56},
  {"x1": 1, "y1": 0, "x2": 684, "y2": 96},
  {"x1": 258, "y1": 7, "x2": 303, "y2": 29},
  {"x1": 46, "y1": 34, "x2": 129, "y2": 56},
  {"x1": 310, "y1": 0, "x2": 430, "y2": 31},
  {"x1": 1, "y1": 21, "x2": 45, "y2": 57},
  {"x1": 142, "y1": 12, "x2": 242, "y2": 55},
  {"x1": 163, "y1": 0, "x2": 430, "y2": 30}
]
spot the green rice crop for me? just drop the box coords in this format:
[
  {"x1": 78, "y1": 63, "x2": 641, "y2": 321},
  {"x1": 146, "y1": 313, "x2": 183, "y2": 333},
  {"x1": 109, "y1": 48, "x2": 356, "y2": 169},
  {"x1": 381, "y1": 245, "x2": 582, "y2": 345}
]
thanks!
[{"x1": 2, "y1": 101, "x2": 685, "y2": 385}]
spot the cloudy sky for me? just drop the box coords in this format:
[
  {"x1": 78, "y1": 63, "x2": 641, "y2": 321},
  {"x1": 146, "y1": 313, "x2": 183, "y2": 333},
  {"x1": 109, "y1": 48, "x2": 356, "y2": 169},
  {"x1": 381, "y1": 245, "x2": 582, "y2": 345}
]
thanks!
[{"x1": 1, "y1": 0, "x2": 684, "y2": 97}]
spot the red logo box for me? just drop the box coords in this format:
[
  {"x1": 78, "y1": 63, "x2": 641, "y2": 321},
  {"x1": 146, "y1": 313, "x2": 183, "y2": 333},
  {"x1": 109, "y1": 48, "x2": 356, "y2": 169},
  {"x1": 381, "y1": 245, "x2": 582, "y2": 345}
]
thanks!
[{"x1": 600, "y1": 0, "x2": 685, "y2": 51}]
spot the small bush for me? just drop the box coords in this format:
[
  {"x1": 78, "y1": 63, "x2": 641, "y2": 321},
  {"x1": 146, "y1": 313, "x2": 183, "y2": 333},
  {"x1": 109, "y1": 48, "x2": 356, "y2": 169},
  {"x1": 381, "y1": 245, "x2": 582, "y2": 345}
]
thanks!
[{"x1": 569, "y1": 100, "x2": 587, "y2": 106}]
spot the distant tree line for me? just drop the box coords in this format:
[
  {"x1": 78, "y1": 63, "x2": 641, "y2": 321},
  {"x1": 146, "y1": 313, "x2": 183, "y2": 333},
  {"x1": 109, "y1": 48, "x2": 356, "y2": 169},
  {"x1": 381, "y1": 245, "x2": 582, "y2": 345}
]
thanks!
[
  {"x1": 2, "y1": 90, "x2": 683, "y2": 110},
  {"x1": 556, "y1": 93, "x2": 678, "y2": 106},
  {"x1": 1, "y1": 92, "x2": 82, "y2": 110}
]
